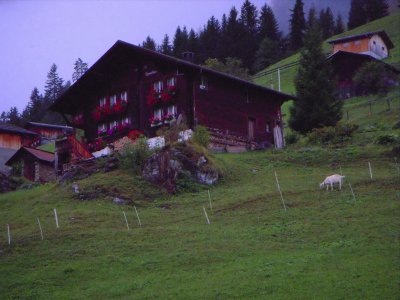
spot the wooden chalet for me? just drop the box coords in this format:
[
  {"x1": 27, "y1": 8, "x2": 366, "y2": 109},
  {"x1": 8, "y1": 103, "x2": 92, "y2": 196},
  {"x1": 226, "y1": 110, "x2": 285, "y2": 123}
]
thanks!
[
  {"x1": 0, "y1": 124, "x2": 39, "y2": 150},
  {"x1": 6, "y1": 147, "x2": 55, "y2": 182},
  {"x1": 327, "y1": 30, "x2": 398, "y2": 99},
  {"x1": 50, "y1": 40, "x2": 294, "y2": 160},
  {"x1": 24, "y1": 122, "x2": 74, "y2": 141},
  {"x1": 328, "y1": 30, "x2": 394, "y2": 60}
]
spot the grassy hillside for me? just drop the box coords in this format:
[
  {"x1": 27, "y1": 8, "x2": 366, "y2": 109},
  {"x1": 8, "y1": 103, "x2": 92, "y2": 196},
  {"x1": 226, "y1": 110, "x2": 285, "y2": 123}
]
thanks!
[
  {"x1": 254, "y1": 12, "x2": 400, "y2": 95},
  {"x1": 1, "y1": 144, "x2": 399, "y2": 298}
]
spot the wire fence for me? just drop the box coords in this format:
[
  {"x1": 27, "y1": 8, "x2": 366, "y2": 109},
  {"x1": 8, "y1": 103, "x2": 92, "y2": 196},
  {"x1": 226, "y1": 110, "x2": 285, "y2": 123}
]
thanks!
[{"x1": 2, "y1": 158, "x2": 399, "y2": 250}]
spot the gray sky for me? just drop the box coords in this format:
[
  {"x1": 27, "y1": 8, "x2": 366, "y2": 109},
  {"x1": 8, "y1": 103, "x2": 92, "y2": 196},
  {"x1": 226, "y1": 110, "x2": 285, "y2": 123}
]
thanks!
[{"x1": 0, "y1": 0, "x2": 353, "y2": 115}]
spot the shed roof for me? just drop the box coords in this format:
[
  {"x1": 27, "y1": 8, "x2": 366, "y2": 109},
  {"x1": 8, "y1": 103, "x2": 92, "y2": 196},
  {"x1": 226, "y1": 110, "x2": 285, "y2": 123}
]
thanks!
[
  {"x1": 5, "y1": 147, "x2": 54, "y2": 166},
  {"x1": 0, "y1": 124, "x2": 38, "y2": 136},
  {"x1": 25, "y1": 122, "x2": 73, "y2": 131},
  {"x1": 327, "y1": 30, "x2": 394, "y2": 49},
  {"x1": 327, "y1": 50, "x2": 400, "y2": 73},
  {"x1": 50, "y1": 40, "x2": 295, "y2": 114}
]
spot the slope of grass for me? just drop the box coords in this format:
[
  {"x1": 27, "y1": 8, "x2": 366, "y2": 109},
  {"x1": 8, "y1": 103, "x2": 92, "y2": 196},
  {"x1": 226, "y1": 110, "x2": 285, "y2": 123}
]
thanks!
[
  {"x1": 0, "y1": 143, "x2": 399, "y2": 298},
  {"x1": 254, "y1": 12, "x2": 400, "y2": 95}
]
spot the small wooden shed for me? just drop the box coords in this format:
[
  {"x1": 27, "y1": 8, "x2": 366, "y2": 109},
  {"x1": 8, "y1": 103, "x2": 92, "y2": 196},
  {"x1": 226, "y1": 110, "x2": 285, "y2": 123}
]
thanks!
[
  {"x1": 0, "y1": 124, "x2": 39, "y2": 150},
  {"x1": 24, "y1": 122, "x2": 74, "y2": 141},
  {"x1": 6, "y1": 147, "x2": 55, "y2": 182}
]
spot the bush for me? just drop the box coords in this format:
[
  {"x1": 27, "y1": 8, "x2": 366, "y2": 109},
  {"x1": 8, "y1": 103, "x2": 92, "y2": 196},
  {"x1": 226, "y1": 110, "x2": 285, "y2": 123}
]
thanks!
[
  {"x1": 374, "y1": 134, "x2": 398, "y2": 145},
  {"x1": 285, "y1": 132, "x2": 299, "y2": 145},
  {"x1": 119, "y1": 137, "x2": 152, "y2": 172},
  {"x1": 192, "y1": 125, "x2": 210, "y2": 148},
  {"x1": 353, "y1": 61, "x2": 395, "y2": 95},
  {"x1": 307, "y1": 123, "x2": 359, "y2": 145},
  {"x1": 156, "y1": 119, "x2": 188, "y2": 145}
]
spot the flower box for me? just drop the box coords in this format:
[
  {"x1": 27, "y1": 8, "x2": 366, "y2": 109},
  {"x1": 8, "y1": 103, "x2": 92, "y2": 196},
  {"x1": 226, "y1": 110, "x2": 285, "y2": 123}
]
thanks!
[{"x1": 149, "y1": 116, "x2": 163, "y2": 127}]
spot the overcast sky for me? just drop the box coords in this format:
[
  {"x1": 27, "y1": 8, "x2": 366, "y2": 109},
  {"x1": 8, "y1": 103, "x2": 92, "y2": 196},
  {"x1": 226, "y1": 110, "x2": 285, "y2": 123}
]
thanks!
[{"x1": 0, "y1": 0, "x2": 354, "y2": 115}]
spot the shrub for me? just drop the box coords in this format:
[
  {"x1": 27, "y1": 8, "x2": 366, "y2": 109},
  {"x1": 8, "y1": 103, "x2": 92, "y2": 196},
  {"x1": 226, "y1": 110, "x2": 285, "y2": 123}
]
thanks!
[
  {"x1": 156, "y1": 119, "x2": 188, "y2": 145},
  {"x1": 285, "y1": 132, "x2": 299, "y2": 145},
  {"x1": 375, "y1": 134, "x2": 398, "y2": 145},
  {"x1": 119, "y1": 137, "x2": 152, "y2": 172},
  {"x1": 353, "y1": 61, "x2": 395, "y2": 95},
  {"x1": 307, "y1": 123, "x2": 358, "y2": 145},
  {"x1": 192, "y1": 125, "x2": 210, "y2": 148},
  {"x1": 10, "y1": 162, "x2": 22, "y2": 177}
]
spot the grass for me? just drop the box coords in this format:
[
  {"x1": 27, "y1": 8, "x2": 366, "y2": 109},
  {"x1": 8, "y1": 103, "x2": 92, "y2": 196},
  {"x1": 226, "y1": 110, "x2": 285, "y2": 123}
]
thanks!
[
  {"x1": 1, "y1": 14, "x2": 400, "y2": 298},
  {"x1": 0, "y1": 143, "x2": 399, "y2": 298},
  {"x1": 37, "y1": 141, "x2": 55, "y2": 153},
  {"x1": 254, "y1": 12, "x2": 400, "y2": 95}
]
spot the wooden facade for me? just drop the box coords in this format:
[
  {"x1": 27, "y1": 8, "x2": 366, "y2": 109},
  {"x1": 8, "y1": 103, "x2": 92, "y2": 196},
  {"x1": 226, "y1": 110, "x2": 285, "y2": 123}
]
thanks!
[
  {"x1": 25, "y1": 122, "x2": 74, "y2": 141},
  {"x1": 328, "y1": 30, "x2": 394, "y2": 60},
  {"x1": 6, "y1": 147, "x2": 55, "y2": 182},
  {"x1": 51, "y1": 41, "x2": 293, "y2": 151},
  {"x1": 0, "y1": 124, "x2": 38, "y2": 150}
]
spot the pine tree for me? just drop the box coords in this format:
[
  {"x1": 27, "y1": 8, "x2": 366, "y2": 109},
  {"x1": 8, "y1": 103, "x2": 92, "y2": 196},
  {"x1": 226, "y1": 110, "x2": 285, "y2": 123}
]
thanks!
[
  {"x1": 26, "y1": 87, "x2": 44, "y2": 122},
  {"x1": 258, "y1": 4, "x2": 280, "y2": 42},
  {"x1": 44, "y1": 64, "x2": 64, "y2": 104},
  {"x1": 181, "y1": 26, "x2": 189, "y2": 53},
  {"x1": 160, "y1": 34, "x2": 172, "y2": 55},
  {"x1": 365, "y1": 0, "x2": 389, "y2": 22},
  {"x1": 334, "y1": 14, "x2": 345, "y2": 35},
  {"x1": 0, "y1": 112, "x2": 7, "y2": 124},
  {"x1": 142, "y1": 36, "x2": 156, "y2": 51},
  {"x1": 173, "y1": 26, "x2": 183, "y2": 57},
  {"x1": 307, "y1": 6, "x2": 318, "y2": 29},
  {"x1": 319, "y1": 7, "x2": 335, "y2": 39},
  {"x1": 253, "y1": 37, "x2": 281, "y2": 72},
  {"x1": 187, "y1": 29, "x2": 198, "y2": 55},
  {"x1": 239, "y1": 0, "x2": 258, "y2": 69},
  {"x1": 289, "y1": 25, "x2": 342, "y2": 134},
  {"x1": 224, "y1": 7, "x2": 244, "y2": 59},
  {"x1": 72, "y1": 58, "x2": 88, "y2": 83},
  {"x1": 289, "y1": 0, "x2": 306, "y2": 51},
  {"x1": 348, "y1": 0, "x2": 389, "y2": 30},
  {"x1": 198, "y1": 16, "x2": 221, "y2": 62},
  {"x1": 348, "y1": 0, "x2": 367, "y2": 29},
  {"x1": 7, "y1": 107, "x2": 21, "y2": 126}
]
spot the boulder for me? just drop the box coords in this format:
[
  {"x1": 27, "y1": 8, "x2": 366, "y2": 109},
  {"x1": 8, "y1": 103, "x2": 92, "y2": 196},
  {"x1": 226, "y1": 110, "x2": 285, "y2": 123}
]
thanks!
[
  {"x1": 0, "y1": 173, "x2": 18, "y2": 193},
  {"x1": 142, "y1": 143, "x2": 219, "y2": 194}
]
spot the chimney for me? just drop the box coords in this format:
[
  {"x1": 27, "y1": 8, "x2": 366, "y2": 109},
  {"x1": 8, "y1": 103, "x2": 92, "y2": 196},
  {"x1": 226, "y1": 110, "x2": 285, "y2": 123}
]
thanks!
[{"x1": 181, "y1": 52, "x2": 195, "y2": 63}]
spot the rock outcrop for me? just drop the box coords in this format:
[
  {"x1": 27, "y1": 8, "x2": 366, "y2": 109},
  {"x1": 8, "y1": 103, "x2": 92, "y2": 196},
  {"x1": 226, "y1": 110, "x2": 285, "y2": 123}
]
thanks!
[
  {"x1": 0, "y1": 173, "x2": 18, "y2": 193},
  {"x1": 142, "y1": 143, "x2": 219, "y2": 194}
]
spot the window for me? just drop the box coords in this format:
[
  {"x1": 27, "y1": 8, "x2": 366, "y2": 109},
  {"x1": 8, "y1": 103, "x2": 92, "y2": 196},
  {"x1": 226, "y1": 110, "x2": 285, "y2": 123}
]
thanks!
[
  {"x1": 98, "y1": 123, "x2": 107, "y2": 135},
  {"x1": 200, "y1": 75, "x2": 208, "y2": 90},
  {"x1": 154, "y1": 108, "x2": 162, "y2": 119},
  {"x1": 121, "y1": 117, "x2": 130, "y2": 125},
  {"x1": 167, "y1": 77, "x2": 176, "y2": 87},
  {"x1": 167, "y1": 105, "x2": 177, "y2": 116},
  {"x1": 154, "y1": 80, "x2": 163, "y2": 92},
  {"x1": 266, "y1": 123, "x2": 270, "y2": 133},
  {"x1": 373, "y1": 41, "x2": 376, "y2": 45},
  {"x1": 120, "y1": 91, "x2": 127, "y2": 102},
  {"x1": 99, "y1": 97, "x2": 107, "y2": 107},
  {"x1": 110, "y1": 120, "x2": 118, "y2": 129},
  {"x1": 110, "y1": 94, "x2": 117, "y2": 106}
]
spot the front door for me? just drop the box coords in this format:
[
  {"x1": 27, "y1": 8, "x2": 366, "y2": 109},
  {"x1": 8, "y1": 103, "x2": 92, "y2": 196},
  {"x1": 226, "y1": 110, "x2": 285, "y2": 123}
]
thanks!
[{"x1": 248, "y1": 118, "x2": 255, "y2": 141}]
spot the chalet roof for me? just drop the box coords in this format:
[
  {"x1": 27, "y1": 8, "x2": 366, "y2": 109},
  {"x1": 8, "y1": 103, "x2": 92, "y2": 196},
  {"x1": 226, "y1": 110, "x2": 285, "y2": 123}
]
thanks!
[
  {"x1": 0, "y1": 124, "x2": 38, "y2": 136},
  {"x1": 25, "y1": 122, "x2": 73, "y2": 131},
  {"x1": 327, "y1": 50, "x2": 400, "y2": 73},
  {"x1": 327, "y1": 30, "x2": 394, "y2": 49},
  {"x1": 50, "y1": 40, "x2": 295, "y2": 114},
  {"x1": 5, "y1": 147, "x2": 54, "y2": 166}
]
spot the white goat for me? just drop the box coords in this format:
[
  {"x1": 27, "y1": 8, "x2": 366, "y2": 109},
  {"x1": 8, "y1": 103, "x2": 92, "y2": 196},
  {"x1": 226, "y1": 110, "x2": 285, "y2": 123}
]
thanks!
[{"x1": 320, "y1": 174, "x2": 345, "y2": 191}]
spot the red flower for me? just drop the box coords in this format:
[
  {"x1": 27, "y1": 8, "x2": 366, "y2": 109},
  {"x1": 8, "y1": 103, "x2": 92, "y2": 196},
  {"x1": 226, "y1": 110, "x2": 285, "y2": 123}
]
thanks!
[{"x1": 128, "y1": 129, "x2": 144, "y2": 141}]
